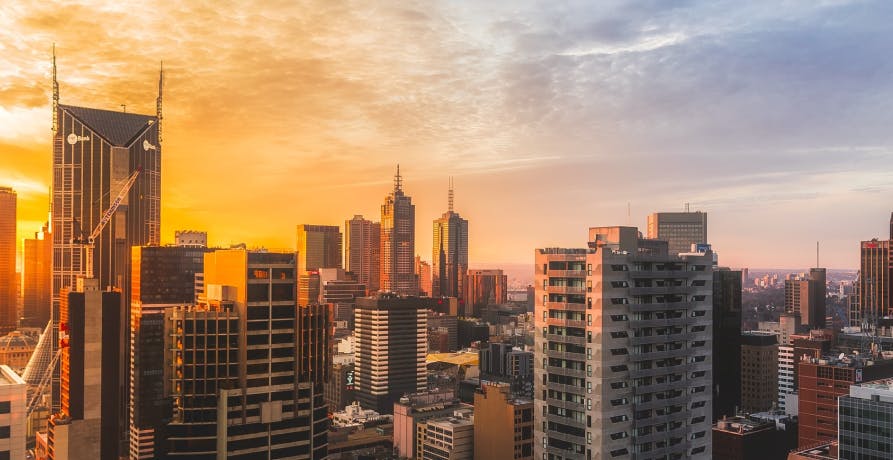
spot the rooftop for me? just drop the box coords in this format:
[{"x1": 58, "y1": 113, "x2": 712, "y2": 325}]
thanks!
[
  {"x1": 61, "y1": 104, "x2": 156, "y2": 147},
  {"x1": 0, "y1": 365, "x2": 26, "y2": 386}
]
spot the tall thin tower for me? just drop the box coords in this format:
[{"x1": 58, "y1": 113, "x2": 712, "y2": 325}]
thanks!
[
  {"x1": 432, "y1": 178, "x2": 468, "y2": 298},
  {"x1": 380, "y1": 165, "x2": 417, "y2": 295}
]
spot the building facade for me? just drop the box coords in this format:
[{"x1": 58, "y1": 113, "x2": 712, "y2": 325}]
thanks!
[
  {"x1": 431, "y1": 184, "x2": 468, "y2": 298},
  {"x1": 345, "y1": 216, "x2": 380, "y2": 293},
  {"x1": 415, "y1": 257, "x2": 432, "y2": 298},
  {"x1": 0, "y1": 364, "x2": 26, "y2": 460},
  {"x1": 473, "y1": 382, "x2": 533, "y2": 460},
  {"x1": 740, "y1": 331, "x2": 778, "y2": 413},
  {"x1": 712, "y1": 268, "x2": 742, "y2": 420},
  {"x1": 420, "y1": 407, "x2": 474, "y2": 460},
  {"x1": 296, "y1": 224, "x2": 342, "y2": 274},
  {"x1": 0, "y1": 187, "x2": 16, "y2": 335},
  {"x1": 784, "y1": 268, "x2": 827, "y2": 329},
  {"x1": 646, "y1": 211, "x2": 707, "y2": 255},
  {"x1": 534, "y1": 227, "x2": 714, "y2": 460},
  {"x1": 380, "y1": 167, "x2": 417, "y2": 295},
  {"x1": 464, "y1": 269, "x2": 507, "y2": 316},
  {"x1": 860, "y1": 238, "x2": 891, "y2": 322},
  {"x1": 354, "y1": 295, "x2": 427, "y2": 414},
  {"x1": 23, "y1": 221, "x2": 52, "y2": 328},
  {"x1": 839, "y1": 378, "x2": 893, "y2": 460}
]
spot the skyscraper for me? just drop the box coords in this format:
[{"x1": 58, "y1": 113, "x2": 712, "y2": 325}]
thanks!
[
  {"x1": 432, "y1": 179, "x2": 468, "y2": 298},
  {"x1": 23, "y1": 221, "x2": 52, "y2": 328},
  {"x1": 534, "y1": 227, "x2": 714, "y2": 459},
  {"x1": 0, "y1": 187, "x2": 16, "y2": 334},
  {"x1": 740, "y1": 331, "x2": 778, "y2": 413},
  {"x1": 50, "y1": 58, "x2": 163, "y2": 414},
  {"x1": 380, "y1": 166, "x2": 417, "y2": 295},
  {"x1": 415, "y1": 257, "x2": 431, "y2": 297},
  {"x1": 464, "y1": 269, "x2": 507, "y2": 316},
  {"x1": 354, "y1": 294, "x2": 427, "y2": 413},
  {"x1": 784, "y1": 268, "x2": 826, "y2": 329},
  {"x1": 860, "y1": 238, "x2": 891, "y2": 322},
  {"x1": 646, "y1": 210, "x2": 708, "y2": 255},
  {"x1": 345, "y1": 215, "x2": 380, "y2": 293},
  {"x1": 712, "y1": 268, "x2": 742, "y2": 420},
  {"x1": 296, "y1": 224, "x2": 342, "y2": 274}
]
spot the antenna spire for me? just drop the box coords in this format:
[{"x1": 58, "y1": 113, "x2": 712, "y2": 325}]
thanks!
[
  {"x1": 816, "y1": 241, "x2": 819, "y2": 268},
  {"x1": 394, "y1": 164, "x2": 402, "y2": 193},
  {"x1": 448, "y1": 177, "x2": 454, "y2": 213},
  {"x1": 156, "y1": 61, "x2": 164, "y2": 144},
  {"x1": 52, "y1": 43, "x2": 59, "y2": 134}
]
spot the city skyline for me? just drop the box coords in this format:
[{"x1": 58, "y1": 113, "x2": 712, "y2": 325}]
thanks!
[{"x1": 4, "y1": 1, "x2": 893, "y2": 270}]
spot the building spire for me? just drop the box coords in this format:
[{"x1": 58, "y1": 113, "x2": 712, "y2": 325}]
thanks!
[
  {"x1": 448, "y1": 177, "x2": 454, "y2": 213},
  {"x1": 394, "y1": 164, "x2": 402, "y2": 193},
  {"x1": 52, "y1": 43, "x2": 59, "y2": 134},
  {"x1": 156, "y1": 61, "x2": 164, "y2": 144}
]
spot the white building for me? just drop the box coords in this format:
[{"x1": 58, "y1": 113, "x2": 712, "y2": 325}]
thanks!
[{"x1": 0, "y1": 364, "x2": 26, "y2": 460}]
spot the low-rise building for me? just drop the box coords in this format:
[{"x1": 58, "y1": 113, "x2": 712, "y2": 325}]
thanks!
[
  {"x1": 473, "y1": 382, "x2": 533, "y2": 460},
  {"x1": 421, "y1": 408, "x2": 473, "y2": 460}
]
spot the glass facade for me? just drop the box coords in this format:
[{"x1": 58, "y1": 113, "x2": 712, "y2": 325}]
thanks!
[{"x1": 839, "y1": 394, "x2": 893, "y2": 460}]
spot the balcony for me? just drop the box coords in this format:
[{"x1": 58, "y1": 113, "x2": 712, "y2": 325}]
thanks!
[
  {"x1": 630, "y1": 270, "x2": 691, "y2": 279},
  {"x1": 629, "y1": 286, "x2": 691, "y2": 296},
  {"x1": 546, "y1": 285, "x2": 586, "y2": 295},
  {"x1": 546, "y1": 397, "x2": 590, "y2": 411},
  {"x1": 547, "y1": 301, "x2": 587, "y2": 311},
  {"x1": 544, "y1": 334, "x2": 587, "y2": 346},
  {"x1": 544, "y1": 412, "x2": 586, "y2": 429},
  {"x1": 546, "y1": 365, "x2": 585, "y2": 378},
  {"x1": 628, "y1": 350, "x2": 680, "y2": 362},
  {"x1": 548, "y1": 350, "x2": 587, "y2": 361},
  {"x1": 546, "y1": 382, "x2": 587, "y2": 395},
  {"x1": 629, "y1": 317, "x2": 688, "y2": 328},
  {"x1": 629, "y1": 333, "x2": 693, "y2": 345},
  {"x1": 629, "y1": 301, "x2": 695, "y2": 313},
  {"x1": 547, "y1": 317, "x2": 587, "y2": 329},
  {"x1": 546, "y1": 269, "x2": 587, "y2": 278}
]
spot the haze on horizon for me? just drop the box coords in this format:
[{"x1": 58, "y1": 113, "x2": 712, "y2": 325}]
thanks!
[{"x1": 2, "y1": 0, "x2": 892, "y2": 271}]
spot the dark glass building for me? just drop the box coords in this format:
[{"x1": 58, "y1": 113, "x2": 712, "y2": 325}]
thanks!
[{"x1": 712, "y1": 268, "x2": 742, "y2": 420}]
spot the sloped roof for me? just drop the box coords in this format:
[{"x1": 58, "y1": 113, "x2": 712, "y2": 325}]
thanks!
[{"x1": 61, "y1": 104, "x2": 156, "y2": 147}]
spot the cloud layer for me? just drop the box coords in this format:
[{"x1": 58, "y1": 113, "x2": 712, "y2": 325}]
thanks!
[{"x1": 1, "y1": 0, "x2": 892, "y2": 270}]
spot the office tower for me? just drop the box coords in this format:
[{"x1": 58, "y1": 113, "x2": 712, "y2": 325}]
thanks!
[
  {"x1": 354, "y1": 295, "x2": 427, "y2": 413},
  {"x1": 464, "y1": 269, "x2": 507, "y2": 317},
  {"x1": 320, "y1": 269, "x2": 365, "y2": 329},
  {"x1": 345, "y1": 215, "x2": 380, "y2": 293},
  {"x1": 860, "y1": 238, "x2": 891, "y2": 322},
  {"x1": 784, "y1": 268, "x2": 827, "y2": 329},
  {"x1": 298, "y1": 271, "x2": 321, "y2": 307},
  {"x1": 296, "y1": 224, "x2": 342, "y2": 274},
  {"x1": 740, "y1": 331, "x2": 778, "y2": 413},
  {"x1": 23, "y1": 222, "x2": 52, "y2": 328},
  {"x1": 128, "y1": 245, "x2": 209, "y2": 459},
  {"x1": 534, "y1": 227, "x2": 714, "y2": 460},
  {"x1": 838, "y1": 378, "x2": 893, "y2": 459},
  {"x1": 420, "y1": 406, "x2": 474, "y2": 460},
  {"x1": 427, "y1": 312, "x2": 458, "y2": 353},
  {"x1": 474, "y1": 382, "x2": 533, "y2": 460},
  {"x1": 712, "y1": 414, "x2": 797, "y2": 460},
  {"x1": 416, "y1": 257, "x2": 432, "y2": 297},
  {"x1": 51, "y1": 65, "x2": 163, "y2": 417},
  {"x1": 797, "y1": 354, "x2": 893, "y2": 448},
  {"x1": 0, "y1": 364, "x2": 26, "y2": 460},
  {"x1": 712, "y1": 268, "x2": 742, "y2": 420},
  {"x1": 173, "y1": 230, "x2": 207, "y2": 247},
  {"x1": 392, "y1": 390, "x2": 464, "y2": 459},
  {"x1": 325, "y1": 362, "x2": 355, "y2": 412},
  {"x1": 193, "y1": 249, "x2": 329, "y2": 459},
  {"x1": 0, "y1": 187, "x2": 15, "y2": 335},
  {"x1": 432, "y1": 180, "x2": 468, "y2": 299},
  {"x1": 479, "y1": 343, "x2": 533, "y2": 397},
  {"x1": 646, "y1": 210, "x2": 707, "y2": 255},
  {"x1": 47, "y1": 279, "x2": 122, "y2": 460},
  {"x1": 380, "y1": 166, "x2": 417, "y2": 295}
]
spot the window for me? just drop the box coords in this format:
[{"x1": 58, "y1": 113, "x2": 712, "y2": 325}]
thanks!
[
  {"x1": 0, "y1": 426, "x2": 9, "y2": 439},
  {"x1": 0, "y1": 402, "x2": 9, "y2": 414}
]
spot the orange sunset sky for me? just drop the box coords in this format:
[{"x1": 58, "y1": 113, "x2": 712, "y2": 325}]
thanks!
[{"x1": 2, "y1": 1, "x2": 892, "y2": 272}]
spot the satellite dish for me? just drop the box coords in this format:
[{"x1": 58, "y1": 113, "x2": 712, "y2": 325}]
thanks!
[{"x1": 839, "y1": 353, "x2": 845, "y2": 360}]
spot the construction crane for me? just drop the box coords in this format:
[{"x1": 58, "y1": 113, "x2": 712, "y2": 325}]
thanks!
[{"x1": 71, "y1": 166, "x2": 142, "y2": 279}]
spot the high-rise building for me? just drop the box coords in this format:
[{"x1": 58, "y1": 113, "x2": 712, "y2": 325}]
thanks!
[
  {"x1": 473, "y1": 382, "x2": 533, "y2": 460},
  {"x1": 534, "y1": 227, "x2": 714, "y2": 460},
  {"x1": 646, "y1": 210, "x2": 707, "y2": 255},
  {"x1": 0, "y1": 364, "x2": 26, "y2": 460},
  {"x1": 298, "y1": 271, "x2": 321, "y2": 307},
  {"x1": 740, "y1": 331, "x2": 778, "y2": 413},
  {"x1": 128, "y1": 245, "x2": 209, "y2": 459},
  {"x1": 191, "y1": 249, "x2": 329, "y2": 459},
  {"x1": 296, "y1": 224, "x2": 342, "y2": 274},
  {"x1": 50, "y1": 65, "x2": 163, "y2": 416},
  {"x1": 0, "y1": 187, "x2": 16, "y2": 335},
  {"x1": 838, "y1": 378, "x2": 893, "y2": 459},
  {"x1": 464, "y1": 269, "x2": 507, "y2": 317},
  {"x1": 380, "y1": 166, "x2": 417, "y2": 295},
  {"x1": 784, "y1": 268, "x2": 827, "y2": 329},
  {"x1": 415, "y1": 257, "x2": 432, "y2": 297},
  {"x1": 48, "y1": 278, "x2": 122, "y2": 460},
  {"x1": 325, "y1": 362, "x2": 355, "y2": 412},
  {"x1": 345, "y1": 216, "x2": 380, "y2": 293},
  {"x1": 798, "y1": 354, "x2": 893, "y2": 448},
  {"x1": 712, "y1": 268, "x2": 742, "y2": 420},
  {"x1": 23, "y1": 221, "x2": 52, "y2": 328},
  {"x1": 860, "y1": 238, "x2": 891, "y2": 322},
  {"x1": 354, "y1": 295, "x2": 427, "y2": 414},
  {"x1": 432, "y1": 180, "x2": 468, "y2": 299}
]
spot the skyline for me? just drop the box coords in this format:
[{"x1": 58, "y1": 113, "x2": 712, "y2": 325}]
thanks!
[{"x1": 3, "y1": 1, "x2": 893, "y2": 270}]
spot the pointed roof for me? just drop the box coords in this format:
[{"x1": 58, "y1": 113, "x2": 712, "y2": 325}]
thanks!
[{"x1": 60, "y1": 104, "x2": 156, "y2": 147}]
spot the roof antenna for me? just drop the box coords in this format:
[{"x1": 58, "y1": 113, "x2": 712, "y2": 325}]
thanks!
[
  {"x1": 684, "y1": 202, "x2": 690, "y2": 212},
  {"x1": 52, "y1": 43, "x2": 59, "y2": 134},
  {"x1": 627, "y1": 202, "x2": 631, "y2": 226},
  {"x1": 816, "y1": 241, "x2": 819, "y2": 268},
  {"x1": 448, "y1": 177, "x2": 454, "y2": 213},
  {"x1": 394, "y1": 164, "x2": 402, "y2": 193},
  {"x1": 120, "y1": 104, "x2": 126, "y2": 113},
  {"x1": 156, "y1": 61, "x2": 164, "y2": 144}
]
